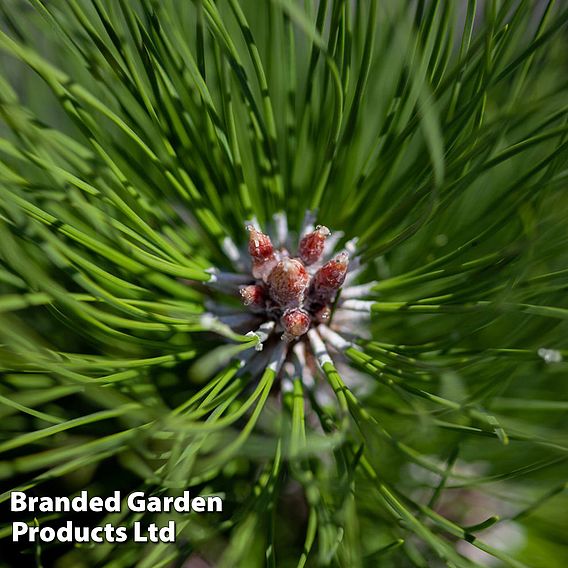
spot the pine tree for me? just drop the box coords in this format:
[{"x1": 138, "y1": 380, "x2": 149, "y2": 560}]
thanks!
[{"x1": 1, "y1": 1, "x2": 567, "y2": 566}]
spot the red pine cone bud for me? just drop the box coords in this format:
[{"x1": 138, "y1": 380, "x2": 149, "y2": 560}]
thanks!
[
  {"x1": 281, "y1": 308, "x2": 311, "y2": 341},
  {"x1": 247, "y1": 225, "x2": 277, "y2": 280},
  {"x1": 311, "y1": 252, "x2": 349, "y2": 302},
  {"x1": 267, "y1": 258, "x2": 309, "y2": 307},
  {"x1": 240, "y1": 284, "x2": 265, "y2": 308},
  {"x1": 298, "y1": 225, "x2": 330, "y2": 265},
  {"x1": 247, "y1": 225, "x2": 274, "y2": 260}
]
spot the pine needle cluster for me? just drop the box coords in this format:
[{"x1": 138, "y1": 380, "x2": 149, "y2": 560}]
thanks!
[{"x1": 1, "y1": 1, "x2": 567, "y2": 567}]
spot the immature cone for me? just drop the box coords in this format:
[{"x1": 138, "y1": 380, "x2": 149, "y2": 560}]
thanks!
[
  {"x1": 311, "y1": 252, "x2": 349, "y2": 303},
  {"x1": 298, "y1": 225, "x2": 330, "y2": 265},
  {"x1": 240, "y1": 284, "x2": 265, "y2": 309},
  {"x1": 247, "y1": 225, "x2": 277, "y2": 280},
  {"x1": 267, "y1": 258, "x2": 309, "y2": 307},
  {"x1": 281, "y1": 308, "x2": 311, "y2": 342}
]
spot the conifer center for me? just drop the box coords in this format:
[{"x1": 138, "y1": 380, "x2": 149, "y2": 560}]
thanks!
[{"x1": 240, "y1": 224, "x2": 349, "y2": 342}]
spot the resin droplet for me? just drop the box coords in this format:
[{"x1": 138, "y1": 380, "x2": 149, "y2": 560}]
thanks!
[
  {"x1": 281, "y1": 308, "x2": 311, "y2": 342},
  {"x1": 267, "y1": 258, "x2": 309, "y2": 307},
  {"x1": 311, "y1": 252, "x2": 349, "y2": 303},
  {"x1": 537, "y1": 347, "x2": 562, "y2": 364},
  {"x1": 240, "y1": 284, "x2": 265, "y2": 309},
  {"x1": 298, "y1": 225, "x2": 330, "y2": 265},
  {"x1": 247, "y1": 225, "x2": 277, "y2": 280},
  {"x1": 314, "y1": 305, "x2": 332, "y2": 323}
]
